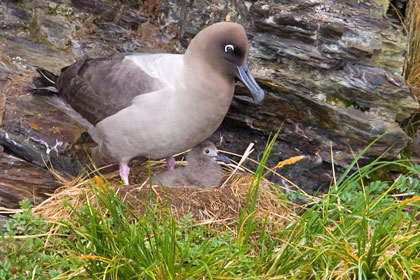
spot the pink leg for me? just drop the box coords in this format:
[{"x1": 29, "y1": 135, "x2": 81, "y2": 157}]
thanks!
[
  {"x1": 166, "y1": 155, "x2": 175, "y2": 171},
  {"x1": 119, "y1": 162, "x2": 130, "y2": 185}
]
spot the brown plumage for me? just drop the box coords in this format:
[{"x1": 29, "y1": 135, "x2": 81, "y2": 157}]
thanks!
[
  {"x1": 30, "y1": 22, "x2": 264, "y2": 184},
  {"x1": 152, "y1": 141, "x2": 230, "y2": 188}
]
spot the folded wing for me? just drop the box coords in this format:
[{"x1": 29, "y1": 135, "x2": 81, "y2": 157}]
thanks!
[{"x1": 56, "y1": 54, "x2": 164, "y2": 125}]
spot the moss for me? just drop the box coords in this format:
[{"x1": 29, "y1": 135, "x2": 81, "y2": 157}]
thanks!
[
  {"x1": 366, "y1": 160, "x2": 411, "y2": 182},
  {"x1": 325, "y1": 94, "x2": 367, "y2": 111},
  {"x1": 260, "y1": 80, "x2": 284, "y2": 91},
  {"x1": 27, "y1": 9, "x2": 50, "y2": 46},
  {"x1": 401, "y1": 140, "x2": 413, "y2": 159}
]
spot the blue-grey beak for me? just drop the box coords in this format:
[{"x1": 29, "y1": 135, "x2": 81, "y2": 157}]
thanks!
[
  {"x1": 216, "y1": 153, "x2": 231, "y2": 164},
  {"x1": 237, "y1": 62, "x2": 265, "y2": 104}
]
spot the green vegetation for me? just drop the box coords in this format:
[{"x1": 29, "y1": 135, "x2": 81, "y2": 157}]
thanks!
[
  {"x1": 0, "y1": 200, "x2": 76, "y2": 279},
  {"x1": 1, "y1": 136, "x2": 420, "y2": 279},
  {"x1": 27, "y1": 10, "x2": 50, "y2": 46},
  {"x1": 326, "y1": 94, "x2": 366, "y2": 111}
]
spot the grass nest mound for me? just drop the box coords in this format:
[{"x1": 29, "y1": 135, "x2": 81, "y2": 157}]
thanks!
[{"x1": 33, "y1": 158, "x2": 297, "y2": 230}]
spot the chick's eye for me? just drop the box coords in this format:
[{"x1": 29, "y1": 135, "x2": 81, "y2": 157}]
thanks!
[
  {"x1": 204, "y1": 149, "x2": 210, "y2": 154},
  {"x1": 224, "y1": 44, "x2": 235, "y2": 54}
]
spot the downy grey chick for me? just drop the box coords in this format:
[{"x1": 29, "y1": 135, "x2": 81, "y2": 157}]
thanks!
[{"x1": 152, "y1": 141, "x2": 230, "y2": 188}]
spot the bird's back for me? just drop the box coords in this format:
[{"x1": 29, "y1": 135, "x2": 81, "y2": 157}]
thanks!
[
  {"x1": 56, "y1": 54, "x2": 167, "y2": 125},
  {"x1": 152, "y1": 168, "x2": 189, "y2": 186}
]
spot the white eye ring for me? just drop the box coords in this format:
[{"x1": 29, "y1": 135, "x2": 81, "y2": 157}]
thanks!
[
  {"x1": 204, "y1": 149, "x2": 210, "y2": 154},
  {"x1": 224, "y1": 44, "x2": 235, "y2": 53}
]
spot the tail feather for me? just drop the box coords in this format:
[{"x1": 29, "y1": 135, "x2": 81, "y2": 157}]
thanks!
[
  {"x1": 30, "y1": 68, "x2": 59, "y2": 95},
  {"x1": 36, "y1": 68, "x2": 57, "y2": 85}
]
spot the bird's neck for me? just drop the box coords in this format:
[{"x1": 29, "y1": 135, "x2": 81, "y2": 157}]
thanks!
[{"x1": 182, "y1": 56, "x2": 235, "y2": 107}]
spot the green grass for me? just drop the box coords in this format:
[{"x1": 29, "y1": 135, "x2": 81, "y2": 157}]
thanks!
[
  {"x1": 0, "y1": 200, "x2": 77, "y2": 279},
  {"x1": 1, "y1": 135, "x2": 420, "y2": 279},
  {"x1": 62, "y1": 185, "x2": 256, "y2": 279}
]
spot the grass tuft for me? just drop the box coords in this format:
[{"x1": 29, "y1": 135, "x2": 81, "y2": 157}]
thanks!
[
  {"x1": 404, "y1": 0, "x2": 420, "y2": 98},
  {"x1": 402, "y1": 0, "x2": 420, "y2": 136},
  {"x1": 1, "y1": 135, "x2": 420, "y2": 278}
]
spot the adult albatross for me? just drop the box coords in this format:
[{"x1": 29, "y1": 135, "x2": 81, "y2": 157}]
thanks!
[{"x1": 30, "y1": 22, "x2": 264, "y2": 184}]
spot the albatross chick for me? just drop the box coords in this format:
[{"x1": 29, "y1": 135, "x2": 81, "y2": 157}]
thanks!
[{"x1": 152, "y1": 141, "x2": 230, "y2": 188}]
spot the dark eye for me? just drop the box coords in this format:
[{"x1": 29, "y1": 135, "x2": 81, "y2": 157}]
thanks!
[
  {"x1": 205, "y1": 149, "x2": 210, "y2": 154},
  {"x1": 224, "y1": 44, "x2": 235, "y2": 54}
]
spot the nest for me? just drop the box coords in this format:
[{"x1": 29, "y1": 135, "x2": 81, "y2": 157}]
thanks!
[
  {"x1": 119, "y1": 173, "x2": 294, "y2": 229},
  {"x1": 34, "y1": 150, "x2": 300, "y2": 230}
]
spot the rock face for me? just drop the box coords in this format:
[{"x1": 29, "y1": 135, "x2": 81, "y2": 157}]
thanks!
[
  {"x1": 0, "y1": 0, "x2": 417, "y2": 207},
  {"x1": 0, "y1": 151, "x2": 60, "y2": 209},
  {"x1": 212, "y1": 0, "x2": 418, "y2": 191}
]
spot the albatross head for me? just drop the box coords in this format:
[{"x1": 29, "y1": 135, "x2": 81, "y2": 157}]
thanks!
[
  {"x1": 185, "y1": 22, "x2": 265, "y2": 104},
  {"x1": 187, "y1": 141, "x2": 231, "y2": 165}
]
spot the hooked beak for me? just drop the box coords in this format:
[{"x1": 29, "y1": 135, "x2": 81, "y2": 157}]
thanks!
[
  {"x1": 215, "y1": 153, "x2": 231, "y2": 164},
  {"x1": 237, "y1": 62, "x2": 265, "y2": 104}
]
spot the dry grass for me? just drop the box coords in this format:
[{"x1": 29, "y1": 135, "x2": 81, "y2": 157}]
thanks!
[
  {"x1": 33, "y1": 149, "x2": 302, "y2": 231},
  {"x1": 6, "y1": 143, "x2": 420, "y2": 278},
  {"x1": 404, "y1": 0, "x2": 420, "y2": 99},
  {"x1": 400, "y1": 1, "x2": 420, "y2": 136},
  {"x1": 119, "y1": 173, "x2": 295, "y2": 231}
]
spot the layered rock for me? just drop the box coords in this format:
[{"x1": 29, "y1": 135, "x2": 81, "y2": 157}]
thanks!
[{"x1": 0, "y1": 0, "x2": 417, "y2": 207}]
